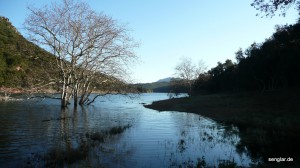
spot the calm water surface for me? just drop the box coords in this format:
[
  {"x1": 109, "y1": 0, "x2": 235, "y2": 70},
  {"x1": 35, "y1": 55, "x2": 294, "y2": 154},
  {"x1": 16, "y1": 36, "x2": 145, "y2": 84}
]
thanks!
[{"x1": 0, "y1": 93, "x2": 254, "y2": 167}]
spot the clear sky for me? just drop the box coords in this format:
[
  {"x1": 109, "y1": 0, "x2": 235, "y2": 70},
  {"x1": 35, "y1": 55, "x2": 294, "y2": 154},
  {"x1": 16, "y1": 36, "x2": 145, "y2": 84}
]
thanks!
[{"x1": 0, "y1": 0, "x2": 299, "y2": 83}]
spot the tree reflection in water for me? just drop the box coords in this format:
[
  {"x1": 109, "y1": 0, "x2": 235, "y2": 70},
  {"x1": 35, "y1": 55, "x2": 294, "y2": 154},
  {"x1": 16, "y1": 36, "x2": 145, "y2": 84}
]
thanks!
[
  {"x1": 1, "y1": 94, "x2": 260, "y2": 167},
  {"x1": 25, "y1": 107, "x2": 134, "y2": 167}
]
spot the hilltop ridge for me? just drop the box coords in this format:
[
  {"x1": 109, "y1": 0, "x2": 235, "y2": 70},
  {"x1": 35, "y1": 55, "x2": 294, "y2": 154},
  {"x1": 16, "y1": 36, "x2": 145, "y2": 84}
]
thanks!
[{"x1": 156, "y1": 77, "x2": 173, "y2": 83}]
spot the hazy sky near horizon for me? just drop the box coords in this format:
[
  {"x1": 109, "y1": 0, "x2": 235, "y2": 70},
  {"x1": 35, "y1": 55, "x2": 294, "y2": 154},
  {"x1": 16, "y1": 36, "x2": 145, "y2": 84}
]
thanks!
[{"x1": 0, "y1": 0, "x2": 299, "y2": 83}]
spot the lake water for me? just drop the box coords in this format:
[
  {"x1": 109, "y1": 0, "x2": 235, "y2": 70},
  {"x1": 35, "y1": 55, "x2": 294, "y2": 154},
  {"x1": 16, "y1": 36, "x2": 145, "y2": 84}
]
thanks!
[{"x1": 0, "y1": 93, "x2": 255, "y2": 167}]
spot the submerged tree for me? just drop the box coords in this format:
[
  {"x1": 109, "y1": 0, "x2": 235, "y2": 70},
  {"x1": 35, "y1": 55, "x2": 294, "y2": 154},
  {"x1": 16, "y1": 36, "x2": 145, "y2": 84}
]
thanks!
[{"x1": 24, "y1": 0, "x2": 138, "y2": 108}]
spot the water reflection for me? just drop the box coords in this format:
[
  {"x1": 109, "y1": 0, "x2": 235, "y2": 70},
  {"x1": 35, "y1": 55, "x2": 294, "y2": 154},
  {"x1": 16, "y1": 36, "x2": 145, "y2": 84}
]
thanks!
[
  {"x1": 154, "y1": 113, "x2": 253, "y2": 167},
  {"x1": 236, "y1": 126, "x2": 300, "y2": 167},
  {"x1": 0, "y1": 93, "x2": 255, "y2": 167}
]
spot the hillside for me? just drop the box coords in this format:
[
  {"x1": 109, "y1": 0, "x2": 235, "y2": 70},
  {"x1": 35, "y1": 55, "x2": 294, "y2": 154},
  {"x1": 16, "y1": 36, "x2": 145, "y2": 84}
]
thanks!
[
  {"x1": 0, "y1": 16, "x2": 137, "y2": 95},
  {"x1": 134, "y1": 81, "x2": 171, "y2": 93},
  {"x1": 134, "y1": 77, "x2": 189, "y2": 93},
  {"x1": 0, "y1": 16, "x2": 58, "y2": 91},
  {"x1": 156, "y1": 77, "x2": 173, "y2": 83}
]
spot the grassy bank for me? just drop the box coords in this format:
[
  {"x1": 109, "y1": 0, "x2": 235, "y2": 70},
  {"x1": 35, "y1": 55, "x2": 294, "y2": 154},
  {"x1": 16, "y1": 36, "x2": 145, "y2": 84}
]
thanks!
[{"x1": 145, "y1": 89, "x2": 300, "y2": 133}]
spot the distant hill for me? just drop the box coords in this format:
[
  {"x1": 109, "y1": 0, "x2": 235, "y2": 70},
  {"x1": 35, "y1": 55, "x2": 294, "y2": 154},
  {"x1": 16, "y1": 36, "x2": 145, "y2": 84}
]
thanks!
[
  {"x1": 133, "y1": 81, "x2": 170, "y2": 93},
  {"x1": 133, "y1": 77, "x2": 190, "y2": 93},
  {"x1": 0, "y1": 16, "x2": 59, "y2": 90},
  {"x1": 133, "y1": 77, "x2": 176, "y2": 93},
  {"x1": 156, "y1": 77, "x2": 173, "y2": 83}
]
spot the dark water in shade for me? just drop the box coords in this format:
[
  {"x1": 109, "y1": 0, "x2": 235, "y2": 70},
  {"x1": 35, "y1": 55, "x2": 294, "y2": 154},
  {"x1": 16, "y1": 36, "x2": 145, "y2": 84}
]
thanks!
[{"x1": 0, "y1": 93, "x2": 255, "y2": 167}]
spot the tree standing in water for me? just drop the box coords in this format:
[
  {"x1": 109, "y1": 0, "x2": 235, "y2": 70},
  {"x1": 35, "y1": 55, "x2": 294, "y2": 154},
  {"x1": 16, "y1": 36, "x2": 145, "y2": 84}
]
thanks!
[{"x1": 24, "y1": 0, "x2": 138, "y2": 108}]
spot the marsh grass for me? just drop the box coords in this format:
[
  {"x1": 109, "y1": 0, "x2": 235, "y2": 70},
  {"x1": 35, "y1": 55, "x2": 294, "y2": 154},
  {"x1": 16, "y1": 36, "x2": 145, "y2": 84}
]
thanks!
[
  {"x1": 109, "y1": 124, "x2": 131, "y2": 135},
  {"x1": 44, "y1": 139, "x2": 89, "y2": 167},
  {"x1": 86, "y1": 124, "x2": 132, "y2": 143},
  {"x1": 25, "y1": 124, "x2": 131, "y2": 167}
]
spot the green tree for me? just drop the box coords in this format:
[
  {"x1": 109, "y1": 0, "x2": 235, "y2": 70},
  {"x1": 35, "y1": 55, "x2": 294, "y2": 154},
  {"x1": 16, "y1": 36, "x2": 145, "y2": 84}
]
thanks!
[
  {"x1": 207, "y1": 60, "x2": 236, "y2": 92},
  {"x1": 235, "y1": 48, "x2": 245, "y2": 63},
  {"x1": 192, "y1": 21, "x2": 300, "y2": 94}
]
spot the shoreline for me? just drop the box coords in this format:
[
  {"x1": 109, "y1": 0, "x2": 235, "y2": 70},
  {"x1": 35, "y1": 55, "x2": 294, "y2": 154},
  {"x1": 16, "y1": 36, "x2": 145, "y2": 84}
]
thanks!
[
  {"x1": 144, "y1": 89, "x2": 300, "y2": 135},
  {"x1": 145, "y1": 90, "x2": 300, "y2": 165}
]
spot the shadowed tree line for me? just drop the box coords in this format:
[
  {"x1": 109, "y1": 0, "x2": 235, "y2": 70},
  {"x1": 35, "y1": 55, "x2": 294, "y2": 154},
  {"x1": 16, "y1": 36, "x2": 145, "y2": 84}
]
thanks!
[
  {"x1": 192, "y1": 20, "x2": 300, "y2": 94},
  {"x1": 190, "y1": 0, "x2": 300, "y2": 94}
]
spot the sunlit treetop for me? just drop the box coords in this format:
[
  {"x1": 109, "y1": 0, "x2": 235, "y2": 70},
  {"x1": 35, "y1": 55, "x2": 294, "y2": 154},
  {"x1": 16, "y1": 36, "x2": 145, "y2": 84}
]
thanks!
[{"x1": 251, "y1": 0, "x2": 300, "y2": 17}]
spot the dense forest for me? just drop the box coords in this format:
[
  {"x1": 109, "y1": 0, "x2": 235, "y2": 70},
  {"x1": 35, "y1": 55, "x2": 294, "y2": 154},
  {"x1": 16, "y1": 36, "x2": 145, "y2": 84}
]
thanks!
[{"x1": 192, "y1": 19, "x2": 300, "y2": 94}]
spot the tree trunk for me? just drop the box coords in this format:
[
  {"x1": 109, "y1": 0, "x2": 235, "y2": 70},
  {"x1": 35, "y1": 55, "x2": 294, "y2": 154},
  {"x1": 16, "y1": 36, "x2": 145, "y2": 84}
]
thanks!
[
  {"x1": 61, "y1": 91, "x2": 68, "y2": 109},
  {"x1": 61, "y1": 75, "x2": 71, "y2": 109},
  {"x1": 79, "y1": 80, "x2": 91, "y2": 105},
  {"x1": 61, "y1": 78, "x2": 67, "y2": 109},
  {"x1": 73, "y1": 83, "x2": 78, "y2": 108}
]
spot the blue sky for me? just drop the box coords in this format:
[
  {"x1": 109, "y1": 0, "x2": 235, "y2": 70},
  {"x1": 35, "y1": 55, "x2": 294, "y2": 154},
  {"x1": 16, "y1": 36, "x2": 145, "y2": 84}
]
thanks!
[{"x1": 0, "y1": 0, "x2": 299, "y2": 83}]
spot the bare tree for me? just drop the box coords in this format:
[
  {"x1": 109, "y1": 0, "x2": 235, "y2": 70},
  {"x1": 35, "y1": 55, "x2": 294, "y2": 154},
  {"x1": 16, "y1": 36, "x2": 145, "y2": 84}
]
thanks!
[
  {"x1": 174, "y1": 57, "x2": 206, "y2": 94},
  {"x1": 24, "y1": 0, "x2": 138, "y2": 108}
]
